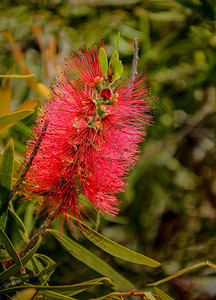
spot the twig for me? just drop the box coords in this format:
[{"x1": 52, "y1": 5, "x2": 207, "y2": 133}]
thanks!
[
  {"x1": 0, "y1": 279, "x2": 22, "y2": 293},
  {"x1": 19, "y1": 214, "x2": 52, "y2": 258},
  {"x1": 10, "y1": 121, "x2": 48, "y2": 200},
  {"x1": 130, "y1": 38, "x2": 139, "y2": 79}
]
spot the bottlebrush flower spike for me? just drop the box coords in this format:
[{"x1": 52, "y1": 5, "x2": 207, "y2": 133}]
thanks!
[{"x1": 24, "y1": 39, "x2": 157, "y2": 229}]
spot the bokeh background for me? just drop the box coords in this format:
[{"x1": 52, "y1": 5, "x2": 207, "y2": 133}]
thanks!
[{"x1": 1, "y1": 0, "x2": 216, "y2": 299}]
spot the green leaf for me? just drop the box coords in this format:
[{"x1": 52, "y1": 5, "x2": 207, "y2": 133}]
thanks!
[
  {"x1": 34, "y1": 253, "x2": 56, "y2": 268},
  {"x1": 113, "y1": 59, "x2": 123, "y2": 80},
  {"x1": 0, "y1": 279, "x2": 106, "y2": 297},
  {"x1": 0, "y1": 227, "x2": 23, "y2": 269},
  {"x1": 99, "y1": 48, "x2": 108, "y2": 76},
  {"x1": 113, "y1": 32, "x2": 120, "y2": 56},
  {"x1": 48, "y1": 229, "x2": 134, "y2": 291},
  {"x1": 154, "y1": 287, "x2": 174, "y2": 300},
  {"x1": 39, "y1": 290, "x2": 77, "y2": 300},
  {"x1": 108, "y1": 51, "x2": 119, "y2": 78},
  {"x1": 0, "y1": 139, "x2": 14, "y2": 230},
  {"x1": 71, "y1": 217, "x2": 160, "y2": 268},
  {"x1": 108, "y1": 32, "x2": 120, "y2": 78},
  {"x1": 0, "y1": 109, "x2": 34, "y2": 128},
  {"x1": 148, "y1": 261, "x2": 208, "y2": 286},
  {"x1": 144, "y1": 292, "x2": 157, "y2": 300},
  {"x1": 0, "y1": 153, "x2": 20, "y2": 179},
  {"x1": 0, "y1": 249, "x2": 10, "y2": 262},
  {"x1": 0, "y1": 236, "x2": 42, "y2": 283},
  {"x1": 31, "y1": 256, "x2": 49, "y2": 285},
  {"x1": 190, "y1": 25, "x2": 211, "y2": 39},
  {"x1": 0, "y1": 74, "x2": 35, "y2": 78},
  {"x1": 8, "y1": 208, "x2": 28, "y2": 242}
]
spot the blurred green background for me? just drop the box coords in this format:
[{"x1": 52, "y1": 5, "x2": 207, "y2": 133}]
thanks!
[{"x1": 1, "y1": 0, "x2": 216, "y2": 299}]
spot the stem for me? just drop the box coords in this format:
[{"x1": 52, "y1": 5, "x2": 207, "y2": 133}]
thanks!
[
  {"x1": 10, "y1": 121, "x2": 48, "y2": 200},
  {"x1": 130, "y1": 38, "x2": 139, "y2": 79},
  {"x1": 19, "y1": 214, "x2": 52, "y2": 258}
]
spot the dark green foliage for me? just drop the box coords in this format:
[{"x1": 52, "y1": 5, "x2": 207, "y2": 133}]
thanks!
[{"x1": 1, "y1": 0, "x2": 216, "y2": 299}]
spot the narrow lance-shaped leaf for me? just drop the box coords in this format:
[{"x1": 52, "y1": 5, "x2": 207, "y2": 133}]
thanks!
[
  {"x1": 0, "y1": 77, "x2": 11, "y2": 117},
  {"x1": 148, "y1": 261, "x2": 208, "y2": 287},
  {"x1": 0, "y1": 227, "x2": 23, "y2": 269},
  {"x1": 99, "y1": 48, "x2": 108, "y2": 76},
  {"x1": 69, "y1": 216, "x2": 160, "y2": 268},
  {"x1": 0, "y1": 236, "x2": 42, "y2": 283},
  {"x1": 0, "y1": 278, "x2": 107, "y2": 296},
  {"x1": 8, "y1": 208, "x2": 28, "y2": 242},
  {"x1": 48, "y1": 229, "x2": 134, "y2": 291},
  {"x1": 0, "y1": 139, "x2": 14, "y2": 230},
  {"x1": 154, "y1": 287, "x2": 174, "y2": 300},
  {"x1": 0, "y1": 109, "x2": 34, "y2": 128},
  {"x1": 38, "y1": 291, "x2": 77, "y2": 300},
  {"x1": 0, "y1": 74, "x2": 35, "y2": 78}
]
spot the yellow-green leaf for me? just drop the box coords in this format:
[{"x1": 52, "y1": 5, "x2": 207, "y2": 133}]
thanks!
[
  {"x1": 99, "y1": 48, "x2": 108, "y2": 76},
  {"x1": 70, "y1": 216, "x2": 160, "y2": 268},
  {"x1": 0, "y1": 139, "x2": 14, "y2": 230},
  {"x1": 37, "y1": 83, "x2": 52, "y2": 99},
  {"x1": 0, "y1": 77, "x2": 11, "y2": 116},
  {"x1": 48, "y1": 229, "x2": 134, "y2": 291},
  {"x1": 0, "y1": 278, "x2": 106, "y2": 297},
  {"x1": 0, "y1": 110, "x2": 34, "y2": 128},
  {"x1": 0, "y1": 74, "x2": 35, "y2": 78},
  {"x1": 0, "y1": 153, "x2": 20, "y2": 179},
  {"x1": 12, "y1": 288, "x2": 37, "y2": 300},
  {"x1": 148, "y1": 261, "x2": 208, "y2": 286},
  {"x1": 154, "y1": 287, "x2": 174, "y2": 300},
  {"x1": 113, "y1": 59, "x2": 123, "y2": 80}
]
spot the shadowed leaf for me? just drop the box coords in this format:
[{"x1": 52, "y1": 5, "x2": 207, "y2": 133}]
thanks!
[
  {"x1": 0, "y1": 227, "x2": 23, "y2": 269},
  {"x1": 0, "y1": 139, "x2": 14, "y2": 230},
  {"x1": 48, "y1": 229, "x2": 134, "y2": 291}
]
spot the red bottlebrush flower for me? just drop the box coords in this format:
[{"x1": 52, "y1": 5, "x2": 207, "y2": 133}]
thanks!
[
  {"x1": 24, "y1": 42, "x2": 157, "y2": 228},
  {"x1": 66, "y1": 44, "x2": 103, "y2": 87}
]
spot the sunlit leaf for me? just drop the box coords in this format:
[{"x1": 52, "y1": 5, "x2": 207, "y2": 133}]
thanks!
[
  {"x1": 0, "y1": 74, "x2": 35, "y2": 78},
  {"x1": 37, "y1": 83, "x2": 52, "y2": 99},
  {"x1": 99, "y1": 48, "x2": 108, "y2": 76},
  {"x1": 144, "y1": 292, "x2": 157, "y2": 300},
  {"x1": 154, "y1": 287, "x2": 174, "y2": 300},
  {"x1": 148, "y1": 261, "x2": 208, "y2": 286},
  {"x1": 0, "y1": 227, "x2": 23, "y2": 269},
  {"x1": 0, "y1": 139, "x2": 14, "y2": 230},
  {"x1": 0, "y1": 110, "x2": 34, "y2": 128},
  {"x1": 69, "y1": 216, "x2": 160, "y2": 268},
  {"x1": 11, "y1": 288, "x2": 37, "y2": 300},
  {"x1": 0, "y1": 77, "x2": 11, "y2": 116},
  {"x1": 113, "y1": 59, "x2": 123, "y2": 80},
  {"x1": 48, "y1": 229, "x2": 134, "y2": 291}
]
